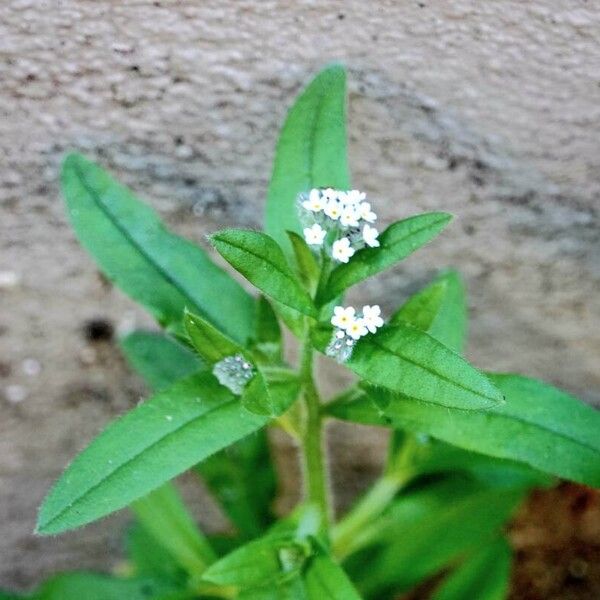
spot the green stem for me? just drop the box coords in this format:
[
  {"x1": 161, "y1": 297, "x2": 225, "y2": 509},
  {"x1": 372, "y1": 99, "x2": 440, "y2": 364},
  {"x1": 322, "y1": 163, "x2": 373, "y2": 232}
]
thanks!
[
  {"x1": 299, "y1": 325, "x2": 330, "y2": 535},
  {"x1": 332, "y1": 432, "x2": 420, "y2": 558},
  {"x1": 331, "y1": 470, "x2": 413, "y2": 559}
]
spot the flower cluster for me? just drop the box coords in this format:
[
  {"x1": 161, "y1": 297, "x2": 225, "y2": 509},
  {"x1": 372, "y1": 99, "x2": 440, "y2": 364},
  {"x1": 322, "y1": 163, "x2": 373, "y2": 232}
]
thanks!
[
  {"x1": 298, "y1": 188, "x2": 380, "y2": 263},
  {"x1": 326, "y1": 304, "x2": 384, "y2": 363},
  {"x1": 212, "y1": 354, "x2": 255, "y2": 395}
]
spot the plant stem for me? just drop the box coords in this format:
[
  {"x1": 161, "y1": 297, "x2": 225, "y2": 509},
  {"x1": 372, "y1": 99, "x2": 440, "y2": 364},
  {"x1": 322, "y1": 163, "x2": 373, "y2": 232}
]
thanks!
[
  {"x1": 299, "y1": 324, "x2": 330, "y2": 535},
  {"x1": 331, "y1": 470, "x2": 413, "y2": 559},
  {"x1": 332, "y1": 432, "x2": 420, "y2": 558}
]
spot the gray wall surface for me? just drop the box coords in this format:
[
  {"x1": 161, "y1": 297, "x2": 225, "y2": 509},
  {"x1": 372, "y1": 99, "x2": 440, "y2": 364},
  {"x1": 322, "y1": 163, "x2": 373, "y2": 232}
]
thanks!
[{"x1": 1, "y1": 0, "x2": 599, "y2": 589}]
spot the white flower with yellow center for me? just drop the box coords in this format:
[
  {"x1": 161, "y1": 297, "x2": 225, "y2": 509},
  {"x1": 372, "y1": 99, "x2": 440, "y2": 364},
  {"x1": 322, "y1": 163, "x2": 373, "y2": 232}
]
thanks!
[
  {"x1": 303, "y1": 223, "x2": 327, "y2": 246},
  {"x1": 324, "y1": 199, "x2": 343, "y2": 221},
  {"x1": 358, "y1": 202, "x2": 377, "y2": 223},
  {"x1": 302, "y1": 189, "x2": 325, "y2": 213},
  {"x1": 332, "y1": 237, "x2": 355, "y2": 263},
  {"x1": 331, "y1": 306, "x2": 356, "y2": 330},
  {"x1": 362, "y1": 224, "x2": 380, "y2": 248},
  {"x1": 347, "y1": 318, "x2": 368, "y2": 340},
  {"x1": 362, "y1": 304, "x2": 384, "y2": 333},
  {"x1": 340, "y1": 205, "x2": 360, "y2": 228}
]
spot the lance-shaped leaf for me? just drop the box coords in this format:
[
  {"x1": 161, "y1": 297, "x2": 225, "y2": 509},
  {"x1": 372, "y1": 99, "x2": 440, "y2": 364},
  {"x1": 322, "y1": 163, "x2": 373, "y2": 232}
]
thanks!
[
  {"x1": 322, "y1": 322, "x2": 502, "y2": 409},
  {"x1": 391, "y1": 269, "x2": 467, "y2": 354},
  {"x1": 120, "y1": 330, "x2": 202, "y2": 391},
  {"x1": 328, "y1": 374, "x2": 600, "y2": 487},
  {"x1": 210, "y1": 229, "x2": 316, "y2": 317},
  {"x1": 265, "y1": 65, "x2": 350, "y2": 256},
  {"x1": 37, "y1": 372, "x2": 271, "y2": 535},
  {"x1": 345, "y1": 478, "x2": 524, "y2": 597},
  {"x1": 318, "y1": 212, "x2": 452, "y2": 304},
  {"x1": 61, "y1": 153, "x2": 254, "y2": 341},
  {"x1": 432, "y1": 537, "x2": 512, "y2": 600},
  {"x1": 120, "y1": 323, "x2": 279, "y2": 543}
]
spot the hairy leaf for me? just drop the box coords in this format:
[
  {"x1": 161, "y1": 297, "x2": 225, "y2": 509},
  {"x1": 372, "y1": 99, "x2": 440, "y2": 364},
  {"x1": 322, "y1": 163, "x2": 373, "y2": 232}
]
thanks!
[
  {"x1": 120, "y1": 330, "x2": 202, "y2": 391},
  {"x1": 432, "y1": 537, "x2": 512, "y2": 600},
  {"x1": 210, "y1": 229, "x2": 316, "y2": 317},
  {"x1": 328, "y1": 374, "x2": 600, "y2": 487},
  {"x1": 37, "y1": 372, "x2": 271, "y2": 535},
  {"x1": 391, "y1": 269, "x2": 467, "y2": 354},
  {"x1": 265, "y1": 65, "x2": 349, "y2": 255},
  {"x1": 183, "y1": 309, "x2": 242, "y2": 364},
  {"x1": 319, "y1": 213, "x2": 452, "y2": 304},
  {"x1": 341, "y1": 322, "x2": 502, "y2": 409},
  {"x1": 61, "y1": 153, "x2": 254, "y2": 340}
]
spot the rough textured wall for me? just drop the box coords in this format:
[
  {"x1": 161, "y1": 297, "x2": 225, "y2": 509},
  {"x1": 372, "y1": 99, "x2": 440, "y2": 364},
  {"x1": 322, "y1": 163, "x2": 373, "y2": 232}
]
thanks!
[{"x1": 1, "y1": 0, "x2": 599, "y2": 590}]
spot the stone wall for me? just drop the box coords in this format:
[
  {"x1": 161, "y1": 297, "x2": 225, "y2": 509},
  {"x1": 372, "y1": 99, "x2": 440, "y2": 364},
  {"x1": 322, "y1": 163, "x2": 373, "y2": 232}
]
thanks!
[{"x1": 1, "y1": 0, "x2": 599, "y2": 589}]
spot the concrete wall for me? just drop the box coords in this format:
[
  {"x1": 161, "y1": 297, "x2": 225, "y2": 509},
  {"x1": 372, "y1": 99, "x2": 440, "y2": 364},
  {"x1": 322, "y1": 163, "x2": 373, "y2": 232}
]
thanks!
[{"x1": 1, "y1": 0, "x2": 599, "y2": 589}]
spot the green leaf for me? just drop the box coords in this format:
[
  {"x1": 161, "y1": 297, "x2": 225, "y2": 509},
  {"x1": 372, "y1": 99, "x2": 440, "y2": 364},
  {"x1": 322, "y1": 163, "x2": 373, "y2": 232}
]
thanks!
[
  {"x1": 347, "y1": 478, "x2": 524, "y2": 597},
  {"x1": 287, "y1": 231, "x2": 320, "y2": 293},
  {"x1": 334, "y1": 322, "x2": 502, "y2": 409},
  {"x1": 328, "y1": 374, "x2": 600, "y2": 487},
  {"x1": 210, "y1": 229, "x2": 316, "y2": 317},
  {"x1": 126, "y1": 523, "x2": 184, "y2": 582},
  {"x1": 255, "y1": 296, "x2": 282, "y2": 352},
  {"x1": 303, "y1": 547, "x2": 362, "y2": 600},
  {"x1": 29, "y1": 573, "x2": 175, "y2": 600},
  {"x1": 61, "y1": 153, "x2": 254, "y2": 341},
  {"x1": 131, "y1": 484, "x2": 216, "y2": 577},
  {"x1": 195, "y1": 431, "x2": 277, "y2": 540},
  {"x1": 265, "y1": 65, "x2": 349, "y2": 255},
  {"x1": 183, "y1": 309, "x2": 241, "y2": 364},
  {"x1": 237, "y1": 576, "x2": 307, "y2": 600},
  {"x1": 201, "y1": 534, "x2": 311, "y2": 589},
  {"x1": 318, "y1": 213, "x2": 452, "y2": 304},
  {"x1": 120, "y1": 330, "x2": 202, "y2": 391},
  {"x1": 432, "y1": 537, "x2": 512, "y2": 600},
  {"x1": 37, "y1": 372, "x2": 271, "y2": 535},
  {"x1": 391, "y1": 269, "x2": 467, "y2": 354}
]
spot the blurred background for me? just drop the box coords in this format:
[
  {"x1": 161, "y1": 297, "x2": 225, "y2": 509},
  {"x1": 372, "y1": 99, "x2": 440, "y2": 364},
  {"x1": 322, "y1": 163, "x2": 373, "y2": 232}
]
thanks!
[{"x1": 1, "y1": 1, "x2": 599, "y2": 597}]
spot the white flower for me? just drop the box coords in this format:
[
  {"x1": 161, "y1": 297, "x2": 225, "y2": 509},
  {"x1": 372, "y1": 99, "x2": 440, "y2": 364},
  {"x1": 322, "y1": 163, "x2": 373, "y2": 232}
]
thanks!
[
  {"x1": 346, "y1": 318, "x2": 369, "y2": 340},
  {"x1": 324, "y1": 199, "x2": 343, "y2": 221},
  {"x1": 303, "y1": 223, "x2": 327, "y2": 246},
  {"x1": 302, "y1": 189, "x2": 325, "y2": 213},
  {"x1": 332, "y1": 237, "x2": 355, "y2": 263},
  {"x1": 331, "y1": 305, "x2": 356, "y2": 330},
  {"x1": 362, "y1": 305, "x2": 384, "y2": 333},
  {"x1": 345, "y1": 190, "x2": 366, "y2": 205},
  {"x1": 358, "y1": 202, "x2": 377, "y2": 223},
  {"x1": 362, "y1": 224, "x2": 380, "y2": 248},
  {"x1": 322, "y1": 188, "x2": 338, "y2": 202},
  {"x1": 340, "y1": 205, "x2": 360, "y2": 228}
]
